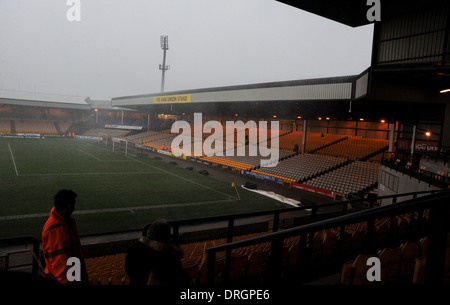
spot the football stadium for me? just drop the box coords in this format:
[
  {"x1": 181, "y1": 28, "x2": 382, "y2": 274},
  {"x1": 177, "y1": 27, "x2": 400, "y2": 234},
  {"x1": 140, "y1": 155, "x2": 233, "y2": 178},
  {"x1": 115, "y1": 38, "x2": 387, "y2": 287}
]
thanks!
[{"x1": 2, "y1": 0, "x2": 450, "y2": 297}]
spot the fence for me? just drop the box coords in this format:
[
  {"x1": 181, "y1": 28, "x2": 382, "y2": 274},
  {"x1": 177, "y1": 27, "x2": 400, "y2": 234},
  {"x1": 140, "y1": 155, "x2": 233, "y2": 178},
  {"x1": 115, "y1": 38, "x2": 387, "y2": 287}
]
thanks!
[
  {"x1": 0, "y1": 189, "x2": 446, "y2": 284},
  {"x1": 204, "y1": 189, "x2": 450, "y2": 285}
]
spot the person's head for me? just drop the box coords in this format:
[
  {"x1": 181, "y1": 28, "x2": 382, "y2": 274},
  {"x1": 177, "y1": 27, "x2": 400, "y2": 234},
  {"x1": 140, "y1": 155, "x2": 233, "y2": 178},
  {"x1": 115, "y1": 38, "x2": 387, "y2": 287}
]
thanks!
[
  {"x1": 54, "y1": 189, "x2": 77, "y2": 218},
  {"x1": 146, "y1": 219, "x2": 171, "y2": 243}
]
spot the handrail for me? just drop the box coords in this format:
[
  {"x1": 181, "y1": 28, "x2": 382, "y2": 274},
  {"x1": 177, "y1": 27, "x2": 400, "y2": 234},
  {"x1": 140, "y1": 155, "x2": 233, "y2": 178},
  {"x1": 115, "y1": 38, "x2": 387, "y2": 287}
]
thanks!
[
  {"x1": 0, "y1": 235, "x2": 41, "y2": 275},
  {"x1": 161, "y1": 188, "x2": 443, "y2": 242},
  {"x1": 134, "y1": 188, "x2": 444, "y2": 247},
  {"x1": 206, "y1": 191, "x2": 444, "y2": 252},
  {"x1": 204, "y1": 189, "x2": 450, "y2": 285},
  {"x1": 381, "y1": 159, "x2": 450, "y2": 188},
  {"x1": 0, "y1": 189, "x2": 446, "y2": 281}
]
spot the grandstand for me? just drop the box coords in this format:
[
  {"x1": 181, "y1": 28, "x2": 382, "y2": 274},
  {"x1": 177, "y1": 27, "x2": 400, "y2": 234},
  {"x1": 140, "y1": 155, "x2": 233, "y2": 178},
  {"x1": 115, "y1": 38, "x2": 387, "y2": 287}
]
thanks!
[
  {"x1": 303, "y1": 161, "x2": 380, "y2": 195},
  {"x1": 2, "y1": 0, "x2": 450, "y2": 294},
  {"x1": 278, "y1": 131, "x2": 348, "y2": 153},
  {"x1": 314, "y1": 137, "x2": 389, "y2": 161},
  {"x1": 82, "y1": 128, "x2": 130, "y2": 139},
  {"x1": 0, "y1": 119, "x2": 11, "y2": 134},
  {"x1": 255, "y1": 153, "x2": 348, "y2": 183},
  {"x1": 14, "y1": 120, "x2": 58, "y2": 135},
  {"x1": 1, "y1": 98, "x2": 449, "y2": 288}
]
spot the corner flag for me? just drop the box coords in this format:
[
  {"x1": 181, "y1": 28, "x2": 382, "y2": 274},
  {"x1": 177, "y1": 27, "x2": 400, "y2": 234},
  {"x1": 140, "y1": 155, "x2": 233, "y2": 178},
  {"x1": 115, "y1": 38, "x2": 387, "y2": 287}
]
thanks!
[{"x1": 231, "y1": 182, "x2": 240, "y2": 199}]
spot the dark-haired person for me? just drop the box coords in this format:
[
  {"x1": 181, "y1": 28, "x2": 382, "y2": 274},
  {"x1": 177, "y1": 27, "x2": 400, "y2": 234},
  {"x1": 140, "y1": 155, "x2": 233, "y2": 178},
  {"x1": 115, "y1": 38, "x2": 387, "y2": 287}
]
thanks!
[
  {"x1": 125, "y1": 219, "x2": 189, "y2": 286},
  {"x1": 42, "y1": 189, "x2": 88, "y2": 284}
]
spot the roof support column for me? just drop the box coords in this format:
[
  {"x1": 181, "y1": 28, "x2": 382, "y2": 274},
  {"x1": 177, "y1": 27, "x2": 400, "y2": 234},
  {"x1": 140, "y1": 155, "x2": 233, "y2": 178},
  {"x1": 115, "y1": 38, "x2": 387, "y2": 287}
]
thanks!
[
  {"x1": 411, "y1": 125, "x2": 417, "y2": 156},
  {"x1": 388, "y1": 120, "x2": 396, "y2": 152},
  {"x1": 302, "y1": 120, "x2": 307, "y2": 154}
]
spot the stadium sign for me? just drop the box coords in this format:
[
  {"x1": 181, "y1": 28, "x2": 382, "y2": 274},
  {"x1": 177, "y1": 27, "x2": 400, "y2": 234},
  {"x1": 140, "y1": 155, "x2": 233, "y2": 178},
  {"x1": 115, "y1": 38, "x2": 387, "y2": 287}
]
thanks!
[
  {"x1": 397, "y1": 139, "x2": 439, "y2": 152},
  {"x1": 153, "y1": 94, "x2": 191, "y2": 104},
  {"x1": 75, "y1": 135, "x2": 102, "y2": 141},
  {"x1": 241, "y1": 170, "x2": 282, "y2": 184},
  {"x1": 292, "y1": 183, "x2": 334, "y2": 198},
  {"x1": 17, "y1": 133, "x2": 41, "y2": 138},
  {"x1": 105, "y1": 124, "x2": 143, "y2": 130}
]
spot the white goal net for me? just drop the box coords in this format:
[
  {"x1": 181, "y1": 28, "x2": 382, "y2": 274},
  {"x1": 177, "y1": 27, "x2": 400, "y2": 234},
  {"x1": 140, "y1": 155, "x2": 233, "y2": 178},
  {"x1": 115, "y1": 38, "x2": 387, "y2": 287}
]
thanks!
[{"x1": 112, "y1": 137, "x2": 129, "y2": 156}]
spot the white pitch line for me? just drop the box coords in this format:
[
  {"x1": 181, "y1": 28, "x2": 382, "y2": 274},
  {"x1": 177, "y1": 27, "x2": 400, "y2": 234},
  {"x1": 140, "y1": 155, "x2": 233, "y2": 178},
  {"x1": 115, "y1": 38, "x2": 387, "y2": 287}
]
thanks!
[
  {"x1": 7, "y1": 143, "x2": 19, "y2": 176},
  {"x1": 77, "y1": 148, "x2": 132, "y2": 162},
  {"x1": 0, "y1": 198, "x2": 237, "y2": 221},
  {"x1": 77, "y1": 148, "x2": 102, "y2": 161},
  {"x1": 18, "y1": 171, "x2": 161, "y2": 177},
  {"x1": 126, "y1": 155, "x2": 237, "y2": 200}
]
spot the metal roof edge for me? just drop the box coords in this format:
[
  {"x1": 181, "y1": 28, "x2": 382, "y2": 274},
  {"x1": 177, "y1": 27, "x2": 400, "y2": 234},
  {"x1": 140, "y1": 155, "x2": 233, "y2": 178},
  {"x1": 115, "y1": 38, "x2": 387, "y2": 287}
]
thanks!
[{"x1": 112, "y1": 74, "x2": 360, "y2": 101}]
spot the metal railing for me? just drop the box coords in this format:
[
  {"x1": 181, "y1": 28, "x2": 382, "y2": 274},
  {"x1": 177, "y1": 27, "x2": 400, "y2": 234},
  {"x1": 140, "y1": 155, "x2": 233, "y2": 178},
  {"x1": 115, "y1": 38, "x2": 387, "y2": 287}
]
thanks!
[
  {"x1": 0, "y1": 189, "x2": 446, "y2": 283},
  {"x1": 381, "y1": 158, "x2": 450, "y2": 189},
  {"x1": 204, "y1": 189, "x2": 450, "y2": 285},
  {"x1": 148, "y1": 189, "x2": 443, "y2": 244},
  {"x1": 0, "y1": 236, "x2": 41, "y2": 275}
]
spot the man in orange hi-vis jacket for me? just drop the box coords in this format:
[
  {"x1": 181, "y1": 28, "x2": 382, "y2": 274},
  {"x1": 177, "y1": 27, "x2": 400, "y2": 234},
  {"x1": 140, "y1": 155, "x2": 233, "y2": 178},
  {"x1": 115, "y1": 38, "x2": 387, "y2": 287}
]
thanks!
[{"x1": 42, "y1": 189, "x2": 88, "y2": 284}]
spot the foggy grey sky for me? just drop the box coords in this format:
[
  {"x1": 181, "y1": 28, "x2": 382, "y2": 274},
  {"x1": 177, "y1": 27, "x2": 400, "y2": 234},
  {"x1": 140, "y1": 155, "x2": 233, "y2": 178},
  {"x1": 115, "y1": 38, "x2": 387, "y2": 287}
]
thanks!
[{"x1": 0, "y1": 0, "x2": 374, "y2": 101}]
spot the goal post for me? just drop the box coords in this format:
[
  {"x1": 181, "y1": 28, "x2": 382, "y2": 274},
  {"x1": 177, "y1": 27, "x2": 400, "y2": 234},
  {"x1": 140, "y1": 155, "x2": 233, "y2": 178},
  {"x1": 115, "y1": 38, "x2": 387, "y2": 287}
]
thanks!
[{"x1": 112, "y1": 137, "x2": 129, "y2": 156}]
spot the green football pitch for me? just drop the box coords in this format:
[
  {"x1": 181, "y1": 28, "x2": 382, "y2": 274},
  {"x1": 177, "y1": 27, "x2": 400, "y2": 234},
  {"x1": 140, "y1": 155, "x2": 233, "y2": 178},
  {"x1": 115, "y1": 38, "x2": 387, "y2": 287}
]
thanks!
[{"x1": 0, "y1": 137, "x2": 284, "y2": 239}]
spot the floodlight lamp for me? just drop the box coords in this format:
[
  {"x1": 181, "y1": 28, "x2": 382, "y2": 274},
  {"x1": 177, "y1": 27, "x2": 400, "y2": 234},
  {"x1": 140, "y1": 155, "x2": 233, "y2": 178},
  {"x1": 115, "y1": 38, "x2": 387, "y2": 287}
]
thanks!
[
  {"x1": 440, "y1": 89, "x2": 450, "y2": 93},
  {"x1": 160, "y1": 35, "x2": 168, "y2": 49}
]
